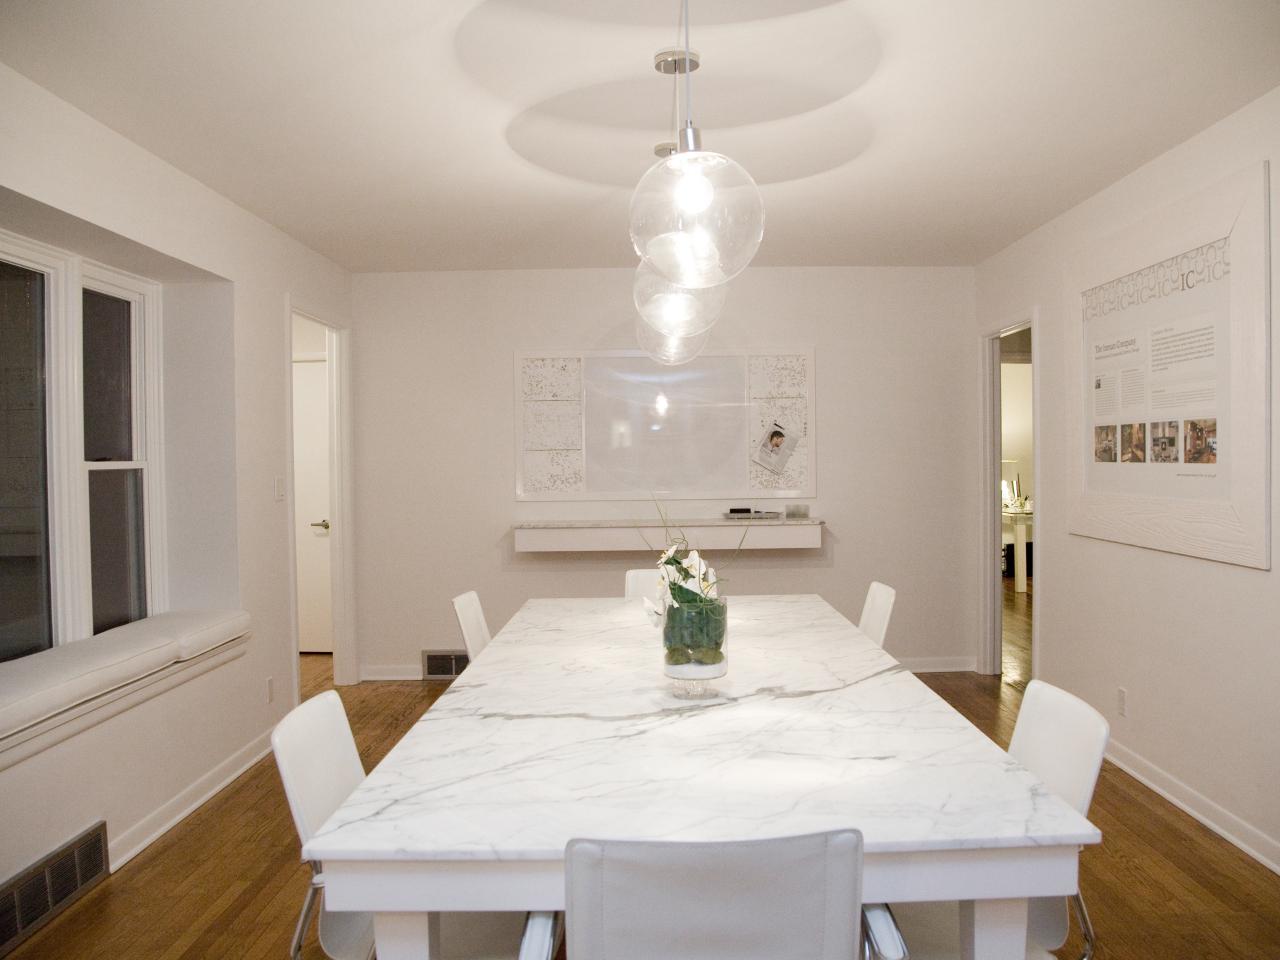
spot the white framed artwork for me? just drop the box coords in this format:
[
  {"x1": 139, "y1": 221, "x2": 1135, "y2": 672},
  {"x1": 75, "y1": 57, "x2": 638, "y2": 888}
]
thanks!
[
  {"x1": 514, "y1": 349, "x2": 816, "y2": 501},
  {"x1": 1065, "y1": 162, "x2": 1271, "y2": 569}
]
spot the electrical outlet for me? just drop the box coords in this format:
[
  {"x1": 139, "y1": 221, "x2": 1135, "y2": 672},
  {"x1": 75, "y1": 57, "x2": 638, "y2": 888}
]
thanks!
[
  {"x1": 267, "y1": 676, "x2": 274, "y2": 703},
  {"x1": 1117, "y1": 686, "x2": 1127, "y2": 717}
]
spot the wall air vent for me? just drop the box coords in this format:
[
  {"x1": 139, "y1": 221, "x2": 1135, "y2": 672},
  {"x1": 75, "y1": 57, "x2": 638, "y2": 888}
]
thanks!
[
  {"x1": 0, "y1": 822, "x2": 108, "y2": 957},
  {"x1": 422, "y1": 650, "x2": 470, "y2": 680}
]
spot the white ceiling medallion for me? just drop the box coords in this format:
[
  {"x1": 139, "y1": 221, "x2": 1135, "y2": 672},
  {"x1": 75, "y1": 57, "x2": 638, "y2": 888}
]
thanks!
[{"x1": 630, "y1": 0, "x2": 765, "y2": 365}]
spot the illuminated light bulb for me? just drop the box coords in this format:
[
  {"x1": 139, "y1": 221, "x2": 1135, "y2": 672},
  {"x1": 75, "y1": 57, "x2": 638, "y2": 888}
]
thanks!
[
  {"x1": 636, "y1": 313, "x2": 711, "y2": 366},
  {"x1": 674, "y1": 170, "x2": 714, "y2": 214},
  {"x1": 654, "y1": 393, "x2": 670, "y2": 416},
  {"x1": 634, "y1": 260, "x2": 726, "y2": 338},
  {"x1": 630, "y1": 151, "x2": 764, "y2": 289}
]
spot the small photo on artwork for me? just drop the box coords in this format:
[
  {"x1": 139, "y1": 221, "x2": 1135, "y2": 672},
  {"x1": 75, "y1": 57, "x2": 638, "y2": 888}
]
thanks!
[
  {"x1": 1120, "y1": 423, "x2": 1146, "y2": 463},
  {"x1": 1093, "y1": 425, "x2": 1117, "y2": 463},
  {"x1": 1184, "y1": 418, "x2": 1217, "y2": 464},
  {"x1": 1150, "y1": 421, "x2": 1179, "y2": 462},
  {"x1": 752, "y1": 421, "x2": 798, "y2": 475}
]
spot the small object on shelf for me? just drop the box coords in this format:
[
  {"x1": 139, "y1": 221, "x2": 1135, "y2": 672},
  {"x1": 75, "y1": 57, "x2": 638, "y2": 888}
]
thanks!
[
  {"x1": 720, "y1": 510, "x2": 781, "y2": 520},
  {"x1": 785, "y1": 504, "x2": 810, "y2": 519}
]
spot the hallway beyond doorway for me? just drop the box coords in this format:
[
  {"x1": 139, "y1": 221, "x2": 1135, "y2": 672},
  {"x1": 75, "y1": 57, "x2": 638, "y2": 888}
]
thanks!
[{"x1": 1001, "y1": 575, "x2": 1031, "y2": 689}]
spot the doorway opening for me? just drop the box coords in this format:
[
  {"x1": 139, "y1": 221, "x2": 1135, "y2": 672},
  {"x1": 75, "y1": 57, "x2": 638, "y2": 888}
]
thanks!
[
  {"x1": 997, "y1": 327, "x2": 1034, "y2": 688},
  {"x1": 289, "y1": 310, "x2": 356, "y2": 692}
]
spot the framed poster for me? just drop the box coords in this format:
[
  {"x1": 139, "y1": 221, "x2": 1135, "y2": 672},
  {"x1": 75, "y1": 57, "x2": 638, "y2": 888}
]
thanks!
[
  {"x1": 1066, "y1": 162, "x2": 1271, "y2": 568},
  {"x1": 514, "y1": 349, "x2": 816, "y2": 501}
]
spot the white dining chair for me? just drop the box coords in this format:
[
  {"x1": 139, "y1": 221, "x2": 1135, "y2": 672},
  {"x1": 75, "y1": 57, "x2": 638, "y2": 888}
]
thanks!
[
  {"x1": 858, "y1": 581, "x2": 896, "y2": 647},
  {"x1": 452, "y1": 590, "x2": 492, "y2": 660},
  {"x1": 565, "y1": 830, "x2": 863, "y2": 960},
  {"x1": 272, "y1": 691, "x2": 560, "y2": 960},
  {"x1": 862, "y1": 680, "x2": 1109, "y2": 960},
  {"x1": 624, "y1": 567, "x2": 660, "y2": 604}
]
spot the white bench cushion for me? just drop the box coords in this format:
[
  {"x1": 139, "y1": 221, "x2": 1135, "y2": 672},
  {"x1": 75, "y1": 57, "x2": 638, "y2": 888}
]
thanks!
[
  {"x1": 0, "y1": 609, "x2": 250, "y2": 740},
  {"x1": 148, "y1": 609, "x2": 251, "y2": 661}
]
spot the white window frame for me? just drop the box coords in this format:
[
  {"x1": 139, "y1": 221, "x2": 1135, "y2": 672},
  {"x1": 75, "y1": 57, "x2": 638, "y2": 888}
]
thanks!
[{"x1": 0, "y1": 228, "x2": 167, "y2": 645}]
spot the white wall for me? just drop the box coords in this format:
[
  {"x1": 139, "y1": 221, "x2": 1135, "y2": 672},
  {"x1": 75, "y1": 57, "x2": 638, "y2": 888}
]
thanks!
[
  {"x1": 163, "y1": 281, "x2": 240, "y2": 610},
  {"x1": 0, "y1": 62, "x2": 350, "y2": 878},
  {"x1": 350, "y1": 266, "x2": 980, "y2": 678},
  {"x1": 1000, "y1": 362, "x2": 1034, "y2": 500},
  {"x1": 977, "y1": 84, "x2": 1280, "y2": 870}
]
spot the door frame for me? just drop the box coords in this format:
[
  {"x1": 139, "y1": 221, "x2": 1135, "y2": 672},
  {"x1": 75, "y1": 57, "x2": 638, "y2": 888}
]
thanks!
[
  {"x1": 978, "y1": 310, "x2": 1042, "y2": 677},
  {"x1": 286, "y1": 304, "x2": 358, "y2": 688}
]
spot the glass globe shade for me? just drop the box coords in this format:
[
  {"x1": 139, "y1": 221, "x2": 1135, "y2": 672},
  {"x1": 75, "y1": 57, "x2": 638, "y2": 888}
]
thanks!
[
  {"x1": 633, "y1": 261, "x2": 727, "y2": 339},
  {"x1": 635, "y1": 313, "x2": 712, "y2": 366},
  {"x1": 630, "y1": 151, "x2": 765, "y2": 290}
]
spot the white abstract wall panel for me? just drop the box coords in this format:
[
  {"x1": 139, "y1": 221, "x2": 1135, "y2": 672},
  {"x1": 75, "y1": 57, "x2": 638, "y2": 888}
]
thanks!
[{"x1": 516, "y1": 351, "x2": 815, "y2": 501}]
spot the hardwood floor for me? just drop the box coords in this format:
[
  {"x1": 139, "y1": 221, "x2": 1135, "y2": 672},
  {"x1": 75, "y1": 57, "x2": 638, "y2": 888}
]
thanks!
[
  {"x1": 1002, "y1": 574, "x2": 1032, "y2": 690},
  {"x1": 11, "y1": 654, "x2": 1280, "y2": 959}
]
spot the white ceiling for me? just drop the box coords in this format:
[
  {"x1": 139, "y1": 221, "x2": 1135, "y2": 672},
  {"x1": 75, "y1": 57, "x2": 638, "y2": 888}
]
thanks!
[{"x1": 2, "y1": 0, "x2": 1279, "y2": 271}]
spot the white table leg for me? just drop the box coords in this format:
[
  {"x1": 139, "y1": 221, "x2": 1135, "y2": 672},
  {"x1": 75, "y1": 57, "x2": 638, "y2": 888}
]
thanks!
[
  {"x1": 374, "y1": 912, "x2": 435, "y2": 960},
  {"x1": 959, "y1": 898, "x2": 1028, "y2": 960},
  {"x1": 1013, "y1": 521, "x2": 1028, "y2": 594}
]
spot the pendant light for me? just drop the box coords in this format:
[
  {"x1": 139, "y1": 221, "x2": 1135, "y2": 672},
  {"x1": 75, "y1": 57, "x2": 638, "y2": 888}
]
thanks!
[
  {"x1": 635, "y1": 313, "x2": 713, "y2": 366},
  {"x1": 634, "y1": 259, "x2": 727, "y2": 338},
  {"x1": 629, "y1": 0, "x2": 765, "y2": 290}
]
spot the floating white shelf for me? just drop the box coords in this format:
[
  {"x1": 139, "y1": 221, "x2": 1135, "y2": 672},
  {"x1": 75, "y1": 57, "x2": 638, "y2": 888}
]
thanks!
[{"x1": 512, "y1": 518, "x2": 824, "y2": 553}]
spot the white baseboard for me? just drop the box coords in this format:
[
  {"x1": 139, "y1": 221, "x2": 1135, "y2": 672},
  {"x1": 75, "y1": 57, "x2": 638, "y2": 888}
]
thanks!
[
  {"x1": 1107, "y1": 738, "x2": 1280, "y2": 876},
  {"x1": 360, "y1": 664, "x2": 423, "y2": 681},
  {"x1": 108, "y1": 730, "x2": 272, "y2": 871},
  {"x1": 900, "y1": 657, "x2": 978, "y2": 673}
]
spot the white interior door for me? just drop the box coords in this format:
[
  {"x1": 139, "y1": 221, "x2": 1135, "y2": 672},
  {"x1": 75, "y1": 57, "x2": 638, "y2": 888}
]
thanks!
[{"x1": 292, "y1": 316, "x2": 333, "y2": 653}]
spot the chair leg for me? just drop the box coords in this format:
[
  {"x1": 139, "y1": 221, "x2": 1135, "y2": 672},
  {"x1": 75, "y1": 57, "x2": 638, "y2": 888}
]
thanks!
[
  {"x1": 291, "y1": 882, "x2": 321, "y2": 960},
  {"x1": 1071, "y1": 893, "x2": 1096, "y2": 960}
]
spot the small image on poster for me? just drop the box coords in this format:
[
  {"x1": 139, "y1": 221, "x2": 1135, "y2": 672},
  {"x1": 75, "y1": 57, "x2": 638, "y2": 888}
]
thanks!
[
  {"x1": 1094, "y1": 425, "x2": 1117, "y2": 462},
  {"x1": 752, "y1": 421, "x2": 798, "y2": 475},
  {"x1": 1120, "y1": 423, "x2": 1146, "y2": 462},
  {"x1": 1150, "y1": 421, "x2": 1179, "y2": 463},
  {"x1": 1184, "y1": 418, "x2": 1217, "y2": 464}
]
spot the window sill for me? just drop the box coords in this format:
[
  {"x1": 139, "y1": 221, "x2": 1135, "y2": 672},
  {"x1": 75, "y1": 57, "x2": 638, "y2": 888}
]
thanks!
[{"x1": 0, "y1": 610, "x2": 250, "y2": 771}]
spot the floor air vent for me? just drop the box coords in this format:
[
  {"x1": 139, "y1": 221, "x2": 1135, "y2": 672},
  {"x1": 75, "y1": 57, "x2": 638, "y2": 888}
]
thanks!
[
  {"x1": 423, "y1": 650, "x2": 470, "y2": 679},
  {"x1": 0, "y1": 822, "x2": 108, "y2": 957}
]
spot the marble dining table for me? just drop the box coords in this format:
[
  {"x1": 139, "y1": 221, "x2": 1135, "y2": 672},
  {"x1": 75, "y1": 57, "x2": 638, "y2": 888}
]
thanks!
[{"x1": 305, "y1": 595, "x2": 1100, "y2": 959}]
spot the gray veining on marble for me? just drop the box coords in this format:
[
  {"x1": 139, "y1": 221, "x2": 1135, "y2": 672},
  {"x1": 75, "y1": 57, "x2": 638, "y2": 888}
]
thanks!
[{"x1": 306, "y1": 596, "x2": 1098, "y2": 863}]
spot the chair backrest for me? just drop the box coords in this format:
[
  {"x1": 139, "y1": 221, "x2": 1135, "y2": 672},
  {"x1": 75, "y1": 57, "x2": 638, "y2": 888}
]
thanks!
[
  {"x1": 624, "y1": 568, "x2": 660, "y2": 603},
  {"x1": 858, "y1": 581, "x2": 896, "y2": 647},
  {"x1": 565, "y1": 831, "x2": 862, "y2": 960},
  {"x1": 1009, "y1": 680, "x2": 1110, "y2": 952},
  {"x1": 1009, "y1": 679, "x2": 1110, "y2": 815},
  {"x1": 271, "y1": 690, "x2": 365, "y2": 848},
  {"x1": 452, "y1": 590, "x2": 492, "y2": 659}
]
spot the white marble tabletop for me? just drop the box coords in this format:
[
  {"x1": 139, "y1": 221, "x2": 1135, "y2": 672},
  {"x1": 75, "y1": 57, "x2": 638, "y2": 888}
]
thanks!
[{"x1": 305, "y1": 595, "x2": 1098, "y2": 864}]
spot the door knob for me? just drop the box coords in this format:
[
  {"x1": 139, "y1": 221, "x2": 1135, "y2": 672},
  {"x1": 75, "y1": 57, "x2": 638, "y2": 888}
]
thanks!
[{"x1": 310, "y1": 520, "x2": 330, "y2": 530}]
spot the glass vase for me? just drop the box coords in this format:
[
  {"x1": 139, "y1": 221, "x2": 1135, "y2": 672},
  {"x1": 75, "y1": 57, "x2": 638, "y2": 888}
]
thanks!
[{"x1": 663, "y1": 598, "x2": 728, "y2": 695}]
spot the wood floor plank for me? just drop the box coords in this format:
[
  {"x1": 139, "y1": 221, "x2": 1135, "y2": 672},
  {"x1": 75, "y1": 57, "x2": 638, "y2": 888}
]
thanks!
[{"x1": 10, "y1": 653, "x2": 1280, "y2": 959}]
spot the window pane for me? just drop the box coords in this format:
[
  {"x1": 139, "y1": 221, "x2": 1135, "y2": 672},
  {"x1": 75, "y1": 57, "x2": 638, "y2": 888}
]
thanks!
[
  {"x1": 89, "y1": 469, "x2": 147, "y2": 633},
  {"x1": 83, "y1": 289, "x2": 133, "y2": 462},
  {"x1": 0, "y1": 261, "x2": 53, "y2": 661}
]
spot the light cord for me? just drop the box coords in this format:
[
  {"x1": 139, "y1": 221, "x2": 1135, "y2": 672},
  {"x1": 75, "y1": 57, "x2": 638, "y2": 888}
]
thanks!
[{"x1": 683, "y1": 0, "x2": 694, "y2": 131}]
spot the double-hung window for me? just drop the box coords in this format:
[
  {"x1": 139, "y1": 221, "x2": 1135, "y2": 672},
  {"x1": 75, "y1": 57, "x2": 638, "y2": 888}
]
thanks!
[{"x1": 0, "y1": 231, "x2": 165, "y2": 661}]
